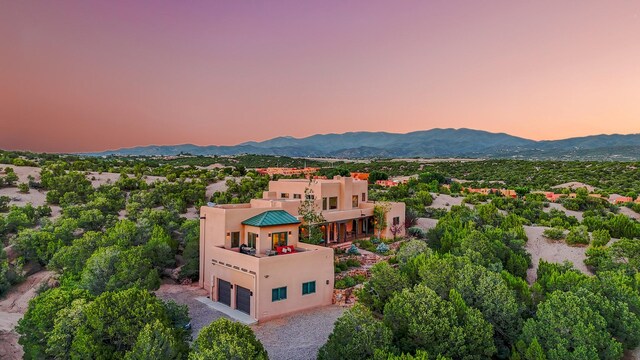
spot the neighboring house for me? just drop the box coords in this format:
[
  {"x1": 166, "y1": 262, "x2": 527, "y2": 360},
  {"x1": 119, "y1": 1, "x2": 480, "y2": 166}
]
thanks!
[
  {"x1": 350, "y1": 172, "x2": 369, "y2": 181},
  {"x1": 199, "y1": 176, "x2": 405, "y2": 322}
]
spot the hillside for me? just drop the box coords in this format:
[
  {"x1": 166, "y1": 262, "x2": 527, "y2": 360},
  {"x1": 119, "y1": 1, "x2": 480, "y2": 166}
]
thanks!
[{"x1": 87, "y1": 128, "x2": 640, "y2": 160}]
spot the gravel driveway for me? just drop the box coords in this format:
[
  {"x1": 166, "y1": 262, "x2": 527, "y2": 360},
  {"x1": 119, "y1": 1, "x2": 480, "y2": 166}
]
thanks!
[{"x1": 252, "y1": 306, "x2": 345, "y2": 360}]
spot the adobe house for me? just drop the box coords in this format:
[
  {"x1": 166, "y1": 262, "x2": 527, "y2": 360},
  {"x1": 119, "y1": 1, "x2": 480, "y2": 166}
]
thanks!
[{"x1": 199, "y1": 176, "x2": 404, "y2": 322}]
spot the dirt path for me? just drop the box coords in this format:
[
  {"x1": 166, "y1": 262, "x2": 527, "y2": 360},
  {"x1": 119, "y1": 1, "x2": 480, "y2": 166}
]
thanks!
[
  {"x1": 0, "y1": 270, "x2": 55, "y2": 360},
  {"x1": 524, "y1": 226, "x2": 591, "y2": 283},
  {"x1": 542, "y1": 203, "x2": 583, "y2": 222},
  {"x1": 619, "y1": 207, "x2": 640, "y2": 221}
]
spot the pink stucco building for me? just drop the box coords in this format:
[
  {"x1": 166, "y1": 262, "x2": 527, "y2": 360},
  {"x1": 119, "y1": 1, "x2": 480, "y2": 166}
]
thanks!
[{"x1": 199, "y1": 176, "x2": 405, "y2": 322}]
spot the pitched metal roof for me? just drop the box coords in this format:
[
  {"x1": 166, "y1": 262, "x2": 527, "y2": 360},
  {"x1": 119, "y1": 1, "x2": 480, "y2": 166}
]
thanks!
[{"x1": 241, "y1": 210, "x2": 301, "y2": 227}]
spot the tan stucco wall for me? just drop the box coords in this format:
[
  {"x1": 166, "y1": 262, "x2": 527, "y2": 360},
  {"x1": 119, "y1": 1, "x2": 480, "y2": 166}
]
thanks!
[{"x1": 255, "y1": 244, "x2": 334, "y2": 321}]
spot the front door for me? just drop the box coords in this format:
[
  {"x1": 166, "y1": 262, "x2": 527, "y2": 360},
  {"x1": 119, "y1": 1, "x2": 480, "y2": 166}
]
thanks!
[
  {"x1": 236, "y1": 286, "x2": 251, "y2": 315},
  {"x1": 218, "y1": 279, "x2": 231, "y2": 306}
]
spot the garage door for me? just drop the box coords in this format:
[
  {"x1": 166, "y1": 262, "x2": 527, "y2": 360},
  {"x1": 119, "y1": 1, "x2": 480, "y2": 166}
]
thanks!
[
  {"x1": 218, "y1": 279, "x2": 231, "y2": 306},
  {"x1": 236, "y1": 286, "x2": 251, "y2": 315}
]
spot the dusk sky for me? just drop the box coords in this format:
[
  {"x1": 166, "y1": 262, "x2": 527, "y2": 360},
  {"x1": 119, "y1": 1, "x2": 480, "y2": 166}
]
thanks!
[{"x1": 2, "y1": 1, "x2": 640, "y2": 152}]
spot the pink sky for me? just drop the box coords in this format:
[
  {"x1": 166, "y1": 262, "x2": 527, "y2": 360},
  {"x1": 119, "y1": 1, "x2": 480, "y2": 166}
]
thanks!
[{"x1": 1, "y1": 1, "x2": 640, "y2": 152}]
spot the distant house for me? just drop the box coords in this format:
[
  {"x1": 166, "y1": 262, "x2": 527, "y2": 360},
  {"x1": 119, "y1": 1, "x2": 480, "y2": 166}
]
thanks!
[
  {"x1": 613, "y1": 196, "x2": 633, "y2": 204},
  {"x1": 199, "y1": 176, "x2": 404, "y2": 322},
  {"x1": 350, "y1": 172, "x2": 369, "y2": 181}
]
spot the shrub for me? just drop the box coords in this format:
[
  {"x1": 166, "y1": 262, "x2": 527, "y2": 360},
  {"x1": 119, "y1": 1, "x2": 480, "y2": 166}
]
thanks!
[
  {"x1": 335, "y1": 276, "x2": 357, "y2": 289},
  {"x1": 18, "y1": 183, "x2": 30, "y2": 193},
  {"x1": 407, "y1": 226, "x2": 427, "y2": 239},
  {"x1": 376, "y1": 243, "x2": 390, "y2": 254},
  {"x1": 542, "y1": 227, "x2": 565, "y2": 240},
  {"x1": 566, "y1": 225, "x2": 590, "y2": 245},
  {"x1": 591, "y1": 229, "x2": 611, "y2": 247},
  {"x1": 347, "y1": 244, "x2": 361, "y2": 255}
]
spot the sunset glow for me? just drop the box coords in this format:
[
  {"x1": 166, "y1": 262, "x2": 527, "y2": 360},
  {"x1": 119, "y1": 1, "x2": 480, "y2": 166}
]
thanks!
[{"x1": 2, "y1": 1, "x2": 640, "y2": 152}]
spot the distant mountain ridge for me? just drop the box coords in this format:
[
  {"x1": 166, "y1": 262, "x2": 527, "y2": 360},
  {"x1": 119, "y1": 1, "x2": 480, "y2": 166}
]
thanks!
[{"x1": 86, "y1": 128, "x2": 640, "y2": 160}]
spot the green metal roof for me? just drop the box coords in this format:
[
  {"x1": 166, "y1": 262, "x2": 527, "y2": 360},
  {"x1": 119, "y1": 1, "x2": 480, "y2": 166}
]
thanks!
[{"x1": 241, "y1": 210, "x2": 301, "y2": 227}]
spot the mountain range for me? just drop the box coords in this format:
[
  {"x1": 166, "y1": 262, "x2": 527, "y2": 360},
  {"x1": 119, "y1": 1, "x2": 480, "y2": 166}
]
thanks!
[{"x1": 87, "y1": 128, "x2": 640, "y2": 160}]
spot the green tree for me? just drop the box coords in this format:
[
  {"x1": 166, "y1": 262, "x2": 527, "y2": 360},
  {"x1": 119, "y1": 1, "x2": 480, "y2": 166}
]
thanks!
[
  {"x1": 565, "y1": 225, "x2": 590, "y2": 245},
  {"x1": 358, "y1": 261, "x2": 410, "y2": 314},
  {"x1": 70, "y1": 287, "x2": 186, "y2": 359},
  {"x1": 373, "y1": 203, "x2": 391, "y2": 240},
  {"x1": 521, "y1": 291, "x2": 623, "y2": 360},
  {"x1": 124, "y1": 320, "x2": 186, "y2": 360},
  {"x1": 318, "y1": 304, "x2": 393, "y2": 360},
  {"x1": 190, "y1": 318, "x2": 267, "y2": 360},
  {"x1": 383, "y1": 284, "x2": 495, "y2": 358},
  {"x1": 368, "y1": 171, "x2": 389, "y2": 184},
  {"x1": 591, "y1": 229, "x2": 611, "y2": 247},
  {"x1": 298, "y1": 187, "x2": 326, "y2": 244},
  {"x1": 16, "y1": 288, "x2": 92, "y2": 359}
]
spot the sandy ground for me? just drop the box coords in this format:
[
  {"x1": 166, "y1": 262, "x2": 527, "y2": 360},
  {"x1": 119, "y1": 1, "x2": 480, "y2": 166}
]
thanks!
[
  {"x1": 205, "y1": 176, "x2": 240, "y2": 200},
  {"x1": 429, "y1": 193, "x2": 471, "y2": 211},
  {"x1": 252, "y1": 306, "x2": 345, "y2": 360},
  {"x1": 86, "y1": 171, "x2": 166, "y2": 188},
  {"x1": 0, "y1": 270, "x2": 55, "y2": 360},
  {"x1": 524, "y1": 226, "x2": 591, "y2": 283},
  {"x1": 552, "y1": 182, "x2": 596, "y2": 192},
  {"x1": 619, "y1": 207, "x2": 640, "y2": 221},
  {"x1": 416, "y1": 217, "x2": 438, "y2": 230},
  {"x1": 0, "y1": 187, "x2": 63, "y2": 218},
  {"x1": 542, "y1": 202, "x2": 583, "y2": 222}
]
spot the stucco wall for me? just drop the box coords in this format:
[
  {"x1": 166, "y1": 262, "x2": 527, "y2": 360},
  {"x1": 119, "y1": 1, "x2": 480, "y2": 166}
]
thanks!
[{"x1": 255, "y1": 244, "x2": 334, "y2": 321}]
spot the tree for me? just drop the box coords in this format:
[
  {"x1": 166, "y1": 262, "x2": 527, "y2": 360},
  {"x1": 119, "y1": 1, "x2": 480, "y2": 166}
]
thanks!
[
  {"x1": 368, "y1": 171, "x2": 389, "y2": 184},
  {"x1": 383, "y1": 284, "x2": 495, "y2": 359},
  {"x1": 190, "y1": 318, "x2": 267, "y2": 360},
  {"x1": 358, "y1": 262, "x2": 409, "y2": 314},
  {"x1": 373, "y1": 203, "x2": 391, "y2": 240},
  {"x1": 318, "y1": 304, "x2": 393, "y2": 360},
  {"x1": 521, "y1": 291, "x2": 623, "y2": 360},
  {"x1": 70, "y1": 287, "x2": 187, "y2": 359},
  {"x1": 515, "y1": 187, "x2": 530, "y2": 199},
  {"x1": 591, "y1": 229, "x2": 611, "y2": 247},
  {"x1": 144, "y1": 225, "x2": 177, "y2": 269},
  {"x1": 298, "y1": 187, "x2": 326, "y2": 244},
  {"x1": 79, "y1": 247, "x2": 160, "y2": 295},
  {"x1": 124, "y1": 320, "x2": 186, "y2": 360},
  {"x1": 565, "y1": 225, "x2": 590, "y2": 245},
  {"x1": 16, "y1": 288, "x2": 92, "y2": 359}
]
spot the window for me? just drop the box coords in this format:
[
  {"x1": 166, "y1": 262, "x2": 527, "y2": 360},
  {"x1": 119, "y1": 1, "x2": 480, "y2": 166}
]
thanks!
[
  {"x1": 352, "y1": 195, "x2": 359, "y2": 208},
  {"x1": 393, "y1": 217, "x2": 400, "y2": 226},
  {"x1": 272, "y1": 287, "x2": 287, "y2": 301},
  {"x1": 322, "y1": 197, "x2": 328, "y2": 210},
  {"x1": 281, "y1": 193, "x2": 289, "y2": 199},
  {"x1": 362, "y1": 192, "x2": 366, "y2": 201},
  {"x1": 293, "y1": 194, "x2": 301, "y2": 199},
  {"x1": 306, "y1": 194, "x2": 315, "y2": 200},
  {"x1": 247, "y1": 232, "x2": 257, "y2": 248},
  {"x1": 272, "y1": 231, "x2": 288, "y2": 249},
  {"x1": 302, "y1": 281, "x2": 316, "y2": 295},
  {"x1": 230, "y1": 232, "x2": 240, "y2": 248},
  {"x1": 329, "y1": 197, "x2": 338, "y2": 210}
]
